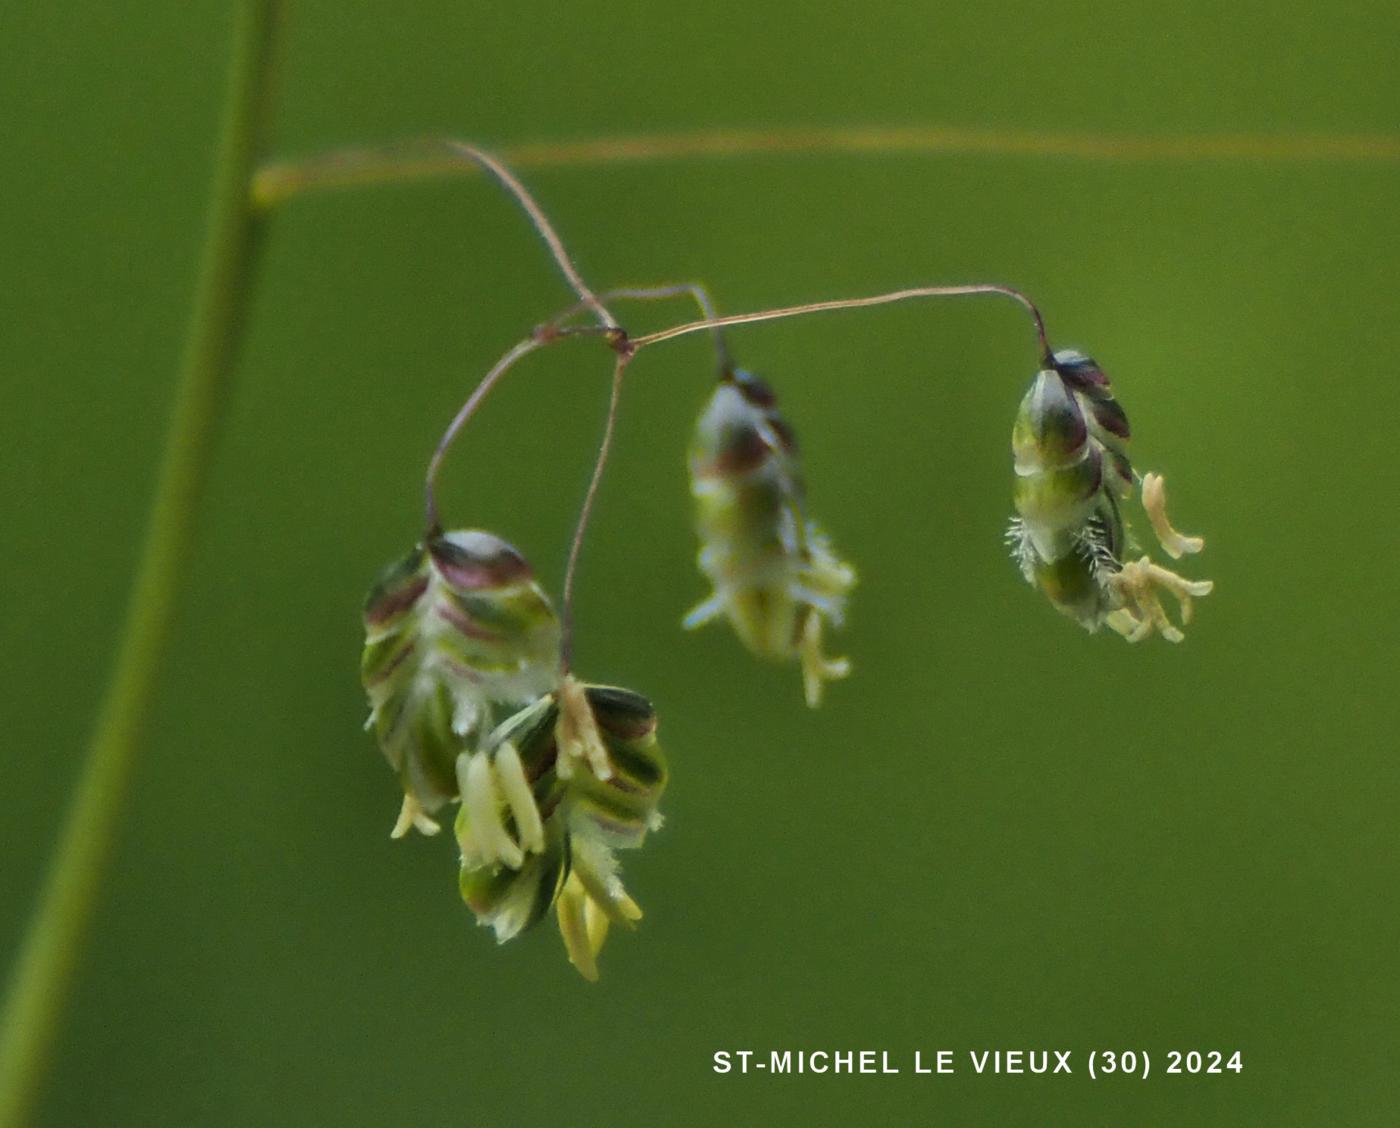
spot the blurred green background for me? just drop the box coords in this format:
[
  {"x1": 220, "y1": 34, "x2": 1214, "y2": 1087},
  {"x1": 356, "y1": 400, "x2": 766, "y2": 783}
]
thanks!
[{"x1": 4, "y1": 1, "x2": 1399, "y2": 1124}]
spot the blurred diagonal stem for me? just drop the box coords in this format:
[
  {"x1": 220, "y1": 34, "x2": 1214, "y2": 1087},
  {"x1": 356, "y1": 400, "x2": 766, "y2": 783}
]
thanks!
[
  {"x1": 0, "y1": 3, "x2": 280, "y2": 1125},
  {"x1": 251, "y1": 125, "x2": 1400, "y2": 207}
]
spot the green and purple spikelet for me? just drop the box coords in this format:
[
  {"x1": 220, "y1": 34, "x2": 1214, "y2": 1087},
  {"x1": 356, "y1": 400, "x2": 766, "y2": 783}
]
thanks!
[
  {"x1": 456, "y1": 678, "x2": 668, "y2": 980},
  {"x1": 1008, "y1": 349, "x2": 1133, "y2": 627},
  {"x1": 685, "y1": 369, "x2": 856, "y2": 706},
  {"x1": 361, "y1": 530, "x2": 560, "y2": 837},
  {"x1": 1008, "y1": 350, "x2": 1212, "y2": 640}
]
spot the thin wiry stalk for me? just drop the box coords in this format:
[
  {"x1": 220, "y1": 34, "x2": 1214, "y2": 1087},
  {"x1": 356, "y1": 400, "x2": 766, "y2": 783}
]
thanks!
[
  {"x1": 443, "y1": 140, "x2": 617, "y2": 329},
  {"x1": 422, "y1": 279, "x2": 731, "y2": 534},
  {"x1": 560, "y1": 352, "x2": 631, "y2": 675},
  {"x1": 629, "y1": 284, "x2": 1054, "y2": 366},
  {"x1": 423, "y1": 335, "x2": 545, "y2": 532},
  {"x1": 555, "y1": 283, "x2": 731, "y2": 372},
  {"x1": 0, "y1": 4, "x2": 281, "y2": 1125},
  {"x1": 421, "y1": 324, "x2": 616, "y2": 531}
]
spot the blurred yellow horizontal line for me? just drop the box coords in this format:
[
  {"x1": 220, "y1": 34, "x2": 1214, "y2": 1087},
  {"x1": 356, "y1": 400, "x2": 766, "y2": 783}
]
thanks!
[{"x1": 253, "y1": 125, "x2": 1400, "y2": 208}]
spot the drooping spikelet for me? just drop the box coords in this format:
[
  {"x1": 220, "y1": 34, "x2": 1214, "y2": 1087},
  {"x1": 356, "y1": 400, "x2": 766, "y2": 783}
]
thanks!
[
  {"x1": 455, "y1": 677, "x2": 668, "y2": 980},
  {"x1": 685, "y1": 369, "x2": 856, "y2": 706},
  {"x1": 361, "y1": 530, "x2": 560, "y2": 837},
  {"x1": 1007, "y1": 350, "x2": 1213, "y2": 640}
]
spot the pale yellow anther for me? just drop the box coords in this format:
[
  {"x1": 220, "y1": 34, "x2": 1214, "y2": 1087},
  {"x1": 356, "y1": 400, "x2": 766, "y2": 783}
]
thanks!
[
  {"x1": 798, "y1": 612, "x2": 851, "y2": 708},
  {"x1": 390, "y1": 794, "x2": 440, "y2": 839},
  {"x1": 1105, "y1": 608, "x2": 1150, "y2": 642},
  {"x1": 1108, "y1": 556, "x2": 1215, "y2": 643},
  {"x1": 1141, "y1": 472, "x2": 1205, "y2": 559},
  {"x1": 462, "y1": 750, "x2": 524, "y2": 869},
  {"x1": 493, "y1": 741, "x2": 545, "y2": 856},
  {"x1": 557, "y1": 873, "x2": 599, "y2": 981},
  {"x1": 555, "y1": 675, "x2": 613, "y2": 781},
  {"x1": 583, "y1": 895, "x2": 610, "y2": 958}
]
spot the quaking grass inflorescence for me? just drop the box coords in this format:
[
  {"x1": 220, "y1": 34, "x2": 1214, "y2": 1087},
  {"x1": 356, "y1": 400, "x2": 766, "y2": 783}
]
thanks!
[
  {"x1": 340, "y1": 139, "x2": 1213, "y2": 980},
  {"x1": 361, "y1": 515, "x2": 667, "y2": 979},
  {"x1": 456, "y1": 679, "x2": 667, "y2": 980},
  {"x1": 685, "y1": 367, "x2": 855, "y2": 707},
  {"x1": 361, "y1": 530, "x2": 560, "y2": 838},
  {"x1": 1007, "y1": 349, "x2": 1213, "y2": 641}
]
